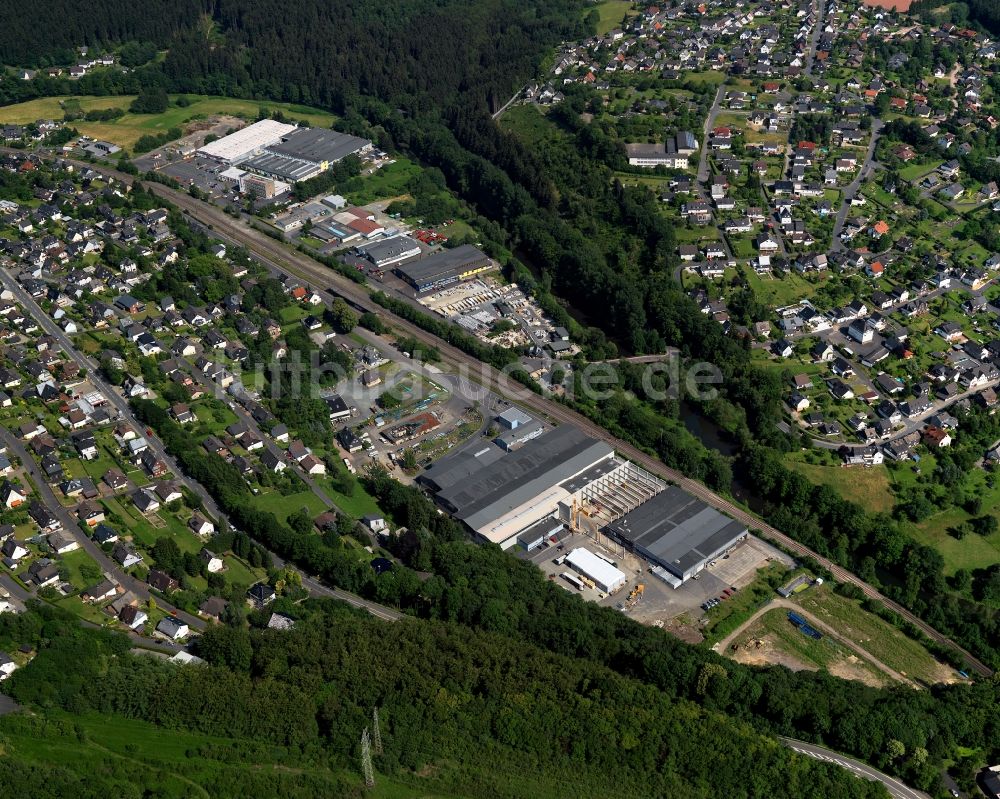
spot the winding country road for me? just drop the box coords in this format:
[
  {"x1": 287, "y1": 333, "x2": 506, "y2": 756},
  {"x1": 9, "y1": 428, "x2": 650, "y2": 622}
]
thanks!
[
  {"x1": 781, "y1": 738, "x2": 931, "y2": 799},
  {"x1": 47, "y1": 155, "x2": 992, "y2": 677}
]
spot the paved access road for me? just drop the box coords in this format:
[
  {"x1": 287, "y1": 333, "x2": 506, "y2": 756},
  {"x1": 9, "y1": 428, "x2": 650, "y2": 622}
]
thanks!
[
  {"x1": 830, "y1": 118, "x2": 885, "y2": 249},
  {"x1": 781, "y1": 738, "x2": 931, "y2": 799},
  {"x1": 55, "y1": 156, "x2": 992, "y2": 678},
  {"x1": 697, "y1": 85, "x2": 728, "y2": 194}
]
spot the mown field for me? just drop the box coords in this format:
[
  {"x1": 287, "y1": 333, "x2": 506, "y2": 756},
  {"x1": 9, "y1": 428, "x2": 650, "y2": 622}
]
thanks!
[
  {"x1": 784, "y1": 456, "x2": 896, "y2": 514},
  {"x1": 0, "y1": 94, "x2": 336, "y2": 149},
  {"x1": 591, "y1": 0, "x2": 636, "y2": 34}
]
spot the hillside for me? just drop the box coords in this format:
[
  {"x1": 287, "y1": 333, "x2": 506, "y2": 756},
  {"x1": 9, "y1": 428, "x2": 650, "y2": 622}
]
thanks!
[{"x1": 0, "y1": 603, "x2": 888, "y2": 799}]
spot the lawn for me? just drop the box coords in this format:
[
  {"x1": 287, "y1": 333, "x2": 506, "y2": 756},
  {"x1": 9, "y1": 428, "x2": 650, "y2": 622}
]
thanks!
[
  {"x1": 784, "y1": 455, "x2": 895, "y2": 513},
  {"x1": 57, "y1": 548, "x2": 104, "y2": 591},
  {"x1": 323, "y1": 481, "x2": 384, "y2": 519},
  {"x1": 888, "y1": 460, "x2": 1000, "y2": 573},
  {"x1": 252, "y1": 489, "x2": 328, "y2": 524},
  {"x1": 792, "y1": 584, "x2": 951, "y2": 685},
  {"x1": 898, "y1": 160, "x2": 943, "y2": 182},
  {"x1": 745, "y1": 268, "x2": 816, "y2": 307},
  {"x1": 0, "y1": 94, "x2": 336, "y2": 150},
  {"x1": 591, "y1": 0, "x2": 636, "y2": 34},
  {"x1": 342, "y1": 157, "x2": 422, "y2": 205},
  {"x1": 907, "y1": 505, "x2": 1000, "y2": 575}
]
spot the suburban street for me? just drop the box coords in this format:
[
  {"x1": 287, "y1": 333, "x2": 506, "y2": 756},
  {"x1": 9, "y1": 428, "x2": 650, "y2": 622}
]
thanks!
[
  {"x1": 0, "y1": 427, "x2": 207, "y2": 632},
  {"x1": 697, "y1": 84, "x2": 728, "y2": 195},
  {"x1": 830, "y1": 117, "x2": 884, "y2": 248},
  {"x1": 0, "y1": 252, "x2": 405, "y2": 626}
]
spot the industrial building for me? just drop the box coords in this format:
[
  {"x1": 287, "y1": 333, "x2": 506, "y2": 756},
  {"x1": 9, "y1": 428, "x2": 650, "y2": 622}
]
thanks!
[
  {"x1": 493, "y1": 407, "x2": 543, "y2": 451},
  {"x1": 394, "y1": 244, "x2": 495, "y2": 292},
  {"x1": 240, "y1": 151, "x2": 324, "y2": 182},
  {"x1": 197, "y1": 120, "x2": 298, "y2": 163},
  {"x1": 565, "y1": 547, "x2": 627, "y2": 593},
  {"x1": 423, "y1": 425, "x2": 617, "y2": 548},
  {"x1": 495, "y1": 420, "x2": 544, "y2": 451},
  {"x1": 196, "y1": 120, "x2": 372, "y2": 183},
  {"x1": 267, "y1": 128, "x2": 372, "y2": 166},
  {"x1": 604, "y1": 486, "x2": 747, "y2": 587},
  {"x1": 356, "y1": 235, "x2": 422, "y2": 268}
]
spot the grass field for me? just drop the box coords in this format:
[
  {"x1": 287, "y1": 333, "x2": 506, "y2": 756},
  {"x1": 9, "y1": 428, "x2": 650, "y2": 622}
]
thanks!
[
  {"x1": 792, "y1": 585, "x2": 951, "y2": 685},
  {"x1": 745, "y1": 268, "x2": 816, "y2": 307},
  {"x1": 0, "y1": 94, "x2": 336, "y2": 150},
  {"x1": 591, "y1": 0, "x2": 636, "y2": 34},
  {"x1": 499, "y1": 105, "x2": 566, "y2": 147},
  {"x1": 342, "y1": 157, "x2": 422, "y2": 205},
  {"x1": 784, "y1": 456, "x2": 895, "y2": 513},
  {"x1": 252, "y1": 489, "x2": 328, "y2": 524},
  {"x1": 889, "y1": 462, "x2": 1000, "y2": 574}
]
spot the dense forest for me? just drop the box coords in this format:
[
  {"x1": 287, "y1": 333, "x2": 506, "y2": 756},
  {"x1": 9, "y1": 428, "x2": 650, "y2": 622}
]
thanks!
[{"x1": 0, "y1": 603, "x2": 890, "y2": 798}]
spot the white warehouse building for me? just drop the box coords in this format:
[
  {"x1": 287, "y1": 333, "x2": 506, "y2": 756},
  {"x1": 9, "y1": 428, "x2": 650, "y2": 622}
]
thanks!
[
  {"x1": 565, "y1": 547, "x2": 627, "y2": 593},
  {"x1": 197, "y1": 119, "x2": 298, "y2": 163}
]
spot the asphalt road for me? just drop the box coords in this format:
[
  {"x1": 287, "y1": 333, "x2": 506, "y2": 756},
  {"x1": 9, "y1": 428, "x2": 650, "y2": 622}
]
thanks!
[
  {"x1": 780, "y1": 738, "x2": 931, "y2": 799},
  {"x1": 52, "y1": 156, "x2": 993, "y2": 678},
  {"x1": 830, "y1": 118, "x2": 885, "y2": 249},
  {"x1": 697, "y1": 85, "x2": 728, "y2": 195}
]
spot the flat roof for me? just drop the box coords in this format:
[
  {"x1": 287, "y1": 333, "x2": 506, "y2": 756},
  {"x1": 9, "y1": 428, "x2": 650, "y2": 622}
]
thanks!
[
  {"x1": 395, "y1": 244, "x2": 493, "y2": 288},
  {"x1": 626, "y1": 142, "x2": 668, "y2": 158},
  {"x1": 565, "y1": 547, "x2": 626, "y2": 589},
  {"x1": 432, "y1": 425, "x2": 613, "y2": 533},
  {"x1": 558, "y1": 457, "x2": 622, "y2": 494},
  {"x1": 516, "y1": 516, "x2": 564, "y2": 545},
  {"x1": 605, "y1": 485, "x2": 746, "y2": 578},
  {"x1": 495, "y1": 420, "x2": 544, "y2": 448},
  {"x1": 197, "y1": 120, "x2": 297, "y2": 162},
  {"x1": 268, "y1": 128, "x2": 371, "y2": 164},
  {"x1": 497, "y1": 407, "x2": 532, "y2": 427},
  {"x1": 358, "y1": 235, "x2": 421, "y2": 263},
  {"x1": 240, "y1": 151, "x2": 323, "y2": 182}
]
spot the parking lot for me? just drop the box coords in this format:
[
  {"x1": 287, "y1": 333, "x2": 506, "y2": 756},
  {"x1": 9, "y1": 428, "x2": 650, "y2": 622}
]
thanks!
[
  {"x1": 520, "y1": 527, "x2": 793, "y2": 626},
  {"x1": 153, "y1": 156, "x2": 243, "y2": 202},
  {"x1": 621, "y1": 536, "x2": 794, "y2": 625},
  {"x1": 522, "y1": 531, "x2": 641, "y2": 602}
]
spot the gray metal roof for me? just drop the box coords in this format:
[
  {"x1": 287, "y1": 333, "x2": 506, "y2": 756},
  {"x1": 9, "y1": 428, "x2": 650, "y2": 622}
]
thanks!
[
  {"x1": 433, "y1": 425, "x2": 613, "y2": 532},
  {"x1": 268, "y1": 128, "x2": 370, "y2": 164},
  {"x1": 605, "y1": 485, "x2": 746, "y2": 578},
  {"x1": 240, "y1": 152, "x2": 322, "y2": 182},
  {"x1": 395, "y1": 245, "x2": 493, "y2": 288}
]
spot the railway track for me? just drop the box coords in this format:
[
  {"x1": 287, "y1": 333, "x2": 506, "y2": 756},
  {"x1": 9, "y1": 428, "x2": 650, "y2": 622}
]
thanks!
[{"x1": 67, "y1": 158, "x2": 993, "y2": 678}]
